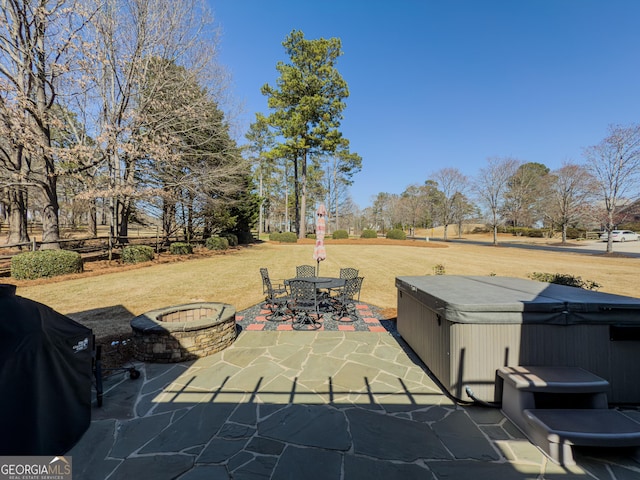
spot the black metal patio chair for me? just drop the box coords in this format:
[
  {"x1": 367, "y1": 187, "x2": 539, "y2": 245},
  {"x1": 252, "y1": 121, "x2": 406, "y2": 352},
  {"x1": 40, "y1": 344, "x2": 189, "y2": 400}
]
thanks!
[
  {"x1": 288, "y1": 279, "x2": 322, "y2": 330},
  {"x1": 332, "y1": 277, "x2": 364, "y2": 322},
  {"x1": 339, "y1": 267, "x2": 359, "y2": 280},
  {"x1": 296, "y1": 264, "x2": 316, "y2": 278},
  {"x1": 260, "y1": 268, "x2": 290, "y2": 322}
]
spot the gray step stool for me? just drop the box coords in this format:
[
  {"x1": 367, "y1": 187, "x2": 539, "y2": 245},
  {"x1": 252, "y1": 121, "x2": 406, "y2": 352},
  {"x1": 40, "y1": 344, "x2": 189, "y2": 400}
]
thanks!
[{"x1": 497, "y1": 366, "x2": 640, "y2": 465}]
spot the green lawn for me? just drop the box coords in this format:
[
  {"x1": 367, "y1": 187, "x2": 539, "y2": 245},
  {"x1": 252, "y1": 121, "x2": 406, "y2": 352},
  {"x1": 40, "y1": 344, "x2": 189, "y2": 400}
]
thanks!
[{"x1": 11, "y1": 240, "x2": 638, "y2": 340}]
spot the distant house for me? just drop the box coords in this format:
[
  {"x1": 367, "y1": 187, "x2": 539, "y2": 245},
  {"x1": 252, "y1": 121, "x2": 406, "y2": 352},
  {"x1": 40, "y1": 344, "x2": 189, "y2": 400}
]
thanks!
[{"x1": 618, "y1": 199, "x2": 640, "y2": 223}]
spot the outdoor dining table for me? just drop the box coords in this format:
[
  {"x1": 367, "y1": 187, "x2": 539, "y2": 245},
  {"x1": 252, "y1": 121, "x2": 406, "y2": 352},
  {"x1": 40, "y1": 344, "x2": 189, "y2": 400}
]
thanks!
[
  {"x1": 286, "y1": 277, "x2": 345, "y2": 292},
  {"x1": 285, "y1": 277, "x2": 346, "y2": 312}
]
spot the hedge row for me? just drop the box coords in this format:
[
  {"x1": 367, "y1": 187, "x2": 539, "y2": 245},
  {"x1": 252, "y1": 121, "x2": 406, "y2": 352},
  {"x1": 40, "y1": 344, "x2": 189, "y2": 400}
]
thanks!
[
  {"x1": 269, "y1": 232, "x2": 298, "y2": 243},
  {"x1": 170, "y1": 242, "x2": 193, "y2": 255},
  {"x1": 11, "y1": 250, "x2": 83, "y2": 280},
  {"x1": 386, "y1": 229, "x2": 407, "y2": 240},
  {"x1": 206, "y1": 236, "x2": 230, "y2": 250},
  {"x1": 122, "y1": 245, "x2": 155, "y2": 264},
  {"x1": 528, "y1": 272, "x2": 601, "y2": 290}
]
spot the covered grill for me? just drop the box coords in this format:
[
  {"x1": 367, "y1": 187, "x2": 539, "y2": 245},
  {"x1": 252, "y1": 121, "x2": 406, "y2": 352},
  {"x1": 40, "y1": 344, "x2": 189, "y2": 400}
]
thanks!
[{"x1": 0, "y1": 284, "x2": 93, "y2": 454}]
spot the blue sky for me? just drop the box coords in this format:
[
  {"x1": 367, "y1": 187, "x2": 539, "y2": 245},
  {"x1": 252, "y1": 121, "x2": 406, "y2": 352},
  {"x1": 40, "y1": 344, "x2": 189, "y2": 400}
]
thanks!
[{"x1": 209, "y1": 0, "x2": 640, "y2": 208}]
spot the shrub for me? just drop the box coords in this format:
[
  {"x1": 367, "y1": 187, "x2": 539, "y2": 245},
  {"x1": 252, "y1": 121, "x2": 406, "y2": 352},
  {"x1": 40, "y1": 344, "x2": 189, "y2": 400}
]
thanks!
[
  {"x1": 386, "y1": 229, "x2": 407, "y2": 240},
  {"x1": 205, "y1": 236, "x2": 230, "y2": 250},
  {"x1": 11, "y1": 250, "x2": 83, "y2": 280},
  {"x1": 332, "y1": 229, "x2": 349, "y2": 239},
  {"x1": 361, "y1": 229, "x2": 377, "y2": 239},
  {"x1": 306, "y1": 233, "x2": 316, "y2": 239},
  {"x1": 220, "y1": 233, "x2": 238, "y2": 247},
  {"x1": 169, "y1": 242, "x2": 193, "y2": 255},
  {"x1": 528, "y1": 272, "x2": 601, "y2": 291},
  {"x1": 508, "y1": 227, "x2": 545, "y2": 237},
  {"x1": 433, "y1": 264, "x2": 446, "y2": 275},
  {"x1": 565, "y1": 228, "x2": 586, "y2": 240},
  {"x1": 121, "y1": 245, "x2": 155, "y2": 264},
  {"x1": 269, "y1": 232, "x2": 298, "y2": 243}
]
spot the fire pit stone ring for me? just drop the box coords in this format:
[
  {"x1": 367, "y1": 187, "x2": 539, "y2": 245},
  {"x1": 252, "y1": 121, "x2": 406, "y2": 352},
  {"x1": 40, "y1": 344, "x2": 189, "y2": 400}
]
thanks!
[{"x1": 130, "y1": 302, "x2": 236, "y2": 363}]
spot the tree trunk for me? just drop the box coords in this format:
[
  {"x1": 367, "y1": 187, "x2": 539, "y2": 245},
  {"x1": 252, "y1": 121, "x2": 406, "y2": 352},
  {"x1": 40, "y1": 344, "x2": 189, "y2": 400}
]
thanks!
[
  {"x1": 606, "y1": 211, "x2": 615, "y2": 254},
  {"x1": 186, "y1": 193, "x2": 194, "y2": 243},
  {"x1": 258, "y1": 169, "x2": 264, "y2": 236},
  {"x1": 299, "y1": 150, "x2": 307, "y2": 238},
  {"x1": 6, "y1": 187, "x2": 30, "y2": 245},
  {"x1": 39, "y1": 182, "x2": 61, "y2": 250},
  {"x1": 334, "y1": 174, "x2": 339, "y2": 232},
  {"x1": 162, "y1": 198, "x2": 176, "y2": 241},
  {"x1": 284, "y1": 165, "x2": 290, "y2": 232},
  {"x1": 88, "y1": 199, "x2": 97, "y2": 238},
  {"x1": 113, "y1": 197, "x2": 131, "y2": 244},
  {"x1": 293, "y1": 157, "x2": 300, "y2": 235}
]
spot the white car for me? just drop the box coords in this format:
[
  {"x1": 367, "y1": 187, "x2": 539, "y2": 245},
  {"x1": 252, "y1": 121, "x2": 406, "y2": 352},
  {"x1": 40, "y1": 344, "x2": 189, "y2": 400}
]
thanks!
[{"x1": 599, "y1": 230, "x2": 639, "y2": 242}]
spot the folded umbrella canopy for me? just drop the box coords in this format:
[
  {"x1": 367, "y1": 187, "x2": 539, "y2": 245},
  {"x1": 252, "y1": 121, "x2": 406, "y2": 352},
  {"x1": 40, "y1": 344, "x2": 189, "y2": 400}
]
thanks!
[{"x1": 313, "y1": 204, "x2": 327, "y2": 275}]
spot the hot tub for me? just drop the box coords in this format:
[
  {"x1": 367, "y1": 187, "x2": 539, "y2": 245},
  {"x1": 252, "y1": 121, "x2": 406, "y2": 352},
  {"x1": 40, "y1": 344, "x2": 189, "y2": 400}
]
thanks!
[{"x1": 396, "y1": 276, "x2": 640, "y2": 404}]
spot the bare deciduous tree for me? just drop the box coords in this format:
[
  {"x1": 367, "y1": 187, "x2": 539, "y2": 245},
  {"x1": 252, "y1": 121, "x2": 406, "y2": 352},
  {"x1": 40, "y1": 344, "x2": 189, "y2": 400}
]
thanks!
[
  {"x1": 396, "y1": 184, "x2": 433, "y2": 235},
  {"x1": 473, "y1": 157, "x2": 519, "y2": 245},
  {"x1": 584, "y1": 124, "x2": 640, "y2": 253},
  {"x1": 430, "y1": 167, "x2": 467, "y2": 241},
  {"x1": 0, "y1": 0, "x2": 85, "y2": 247},
  {"x1": 544, "y1": 163, "x2": 597, "y2": 243},
  {"x1": 80, "y1": 0, "x2": 224, "y2": 242}
]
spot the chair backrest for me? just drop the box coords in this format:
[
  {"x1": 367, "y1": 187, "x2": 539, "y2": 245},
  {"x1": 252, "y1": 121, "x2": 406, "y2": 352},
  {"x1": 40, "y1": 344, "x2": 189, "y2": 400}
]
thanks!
[
  {"x1": 339, "y1": 268, "x2": 359, "y2": 280},
  {"x1": 260, "y1": 267, "x2": 277, "y2": 295},
  {"x1": 296, "y1": 265, "x2": 316, "y2": 277},
  {"x1": 260, "y1": 268, "x2": 269, "y2": 294},
  {"x1": 342, "y1": 276, "x2": 364, "y2": 301},
  {"x1": 353, "y1": 276, "x2": 364, "y2": 300},
  {"x1": 288, "y1": 279, "x2": 317, "y2": 310}
]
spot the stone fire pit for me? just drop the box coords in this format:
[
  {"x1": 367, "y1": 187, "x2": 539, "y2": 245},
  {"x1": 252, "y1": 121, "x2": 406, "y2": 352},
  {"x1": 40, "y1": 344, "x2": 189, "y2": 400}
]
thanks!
[{"x1": 130, "y1": 302, "x2": 236, "y2": 363}]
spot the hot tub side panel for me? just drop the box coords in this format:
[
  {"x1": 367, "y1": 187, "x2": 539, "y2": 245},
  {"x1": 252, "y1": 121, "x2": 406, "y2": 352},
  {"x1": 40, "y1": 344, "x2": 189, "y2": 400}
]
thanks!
[
  {"x1": 607, "y1": 337, "x2": 640, "y2": 404},
  {"x1": 449, "y1": 322, "x2": 525, "y2": 402},
  {"x1": 397, "y1": 290, "x2": 450, "y2": 393},
  {"x1": 448, "y1": 323, "x2": 619, "y2": 403},
  {"x1": 399, "y1": 305, "x2": 639, "y2": 403}
]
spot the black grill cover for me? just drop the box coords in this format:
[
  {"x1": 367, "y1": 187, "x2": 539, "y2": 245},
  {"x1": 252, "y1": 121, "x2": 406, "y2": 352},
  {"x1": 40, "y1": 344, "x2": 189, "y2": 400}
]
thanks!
[{"x1": 0, "y1": 284, "x2": 93, "y2": 455}]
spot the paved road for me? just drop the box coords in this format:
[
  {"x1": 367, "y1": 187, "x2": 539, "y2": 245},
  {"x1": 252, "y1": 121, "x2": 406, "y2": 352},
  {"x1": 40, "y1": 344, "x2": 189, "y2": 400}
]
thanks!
[{"x1": 417, "y1": 237, "x2": 640, "y2": 259}]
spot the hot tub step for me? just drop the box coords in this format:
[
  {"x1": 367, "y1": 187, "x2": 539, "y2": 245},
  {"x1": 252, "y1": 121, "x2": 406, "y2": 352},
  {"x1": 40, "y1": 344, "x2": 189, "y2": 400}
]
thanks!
[
  {"x1": 523, "y1": 409, "x2": 640, "y2": 465},
  {"x1": 498, "y1": 366, "x2": 611, "y2": 433},
  {"x1": 497, "y1": 366, "x2": 610, "y2": 394}
]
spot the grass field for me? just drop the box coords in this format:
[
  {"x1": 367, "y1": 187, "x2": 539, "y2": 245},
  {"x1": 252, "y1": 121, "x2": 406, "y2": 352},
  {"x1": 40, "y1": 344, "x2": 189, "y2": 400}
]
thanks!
[{"x1": 4, "y1": 233, "x2": 638, "y2": 341}]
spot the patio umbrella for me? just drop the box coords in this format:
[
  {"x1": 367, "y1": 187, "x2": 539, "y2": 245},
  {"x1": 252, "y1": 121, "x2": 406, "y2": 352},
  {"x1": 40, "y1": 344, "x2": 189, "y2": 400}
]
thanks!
[{"x1": 313, "y1": 204, "x2": 327, "y2": 275}]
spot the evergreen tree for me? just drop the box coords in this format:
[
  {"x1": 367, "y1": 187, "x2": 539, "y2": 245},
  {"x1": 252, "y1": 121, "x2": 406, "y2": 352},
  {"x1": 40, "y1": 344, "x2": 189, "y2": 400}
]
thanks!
[{"x1": 261, "y1": 30, "x2": 358, "y2": 237}]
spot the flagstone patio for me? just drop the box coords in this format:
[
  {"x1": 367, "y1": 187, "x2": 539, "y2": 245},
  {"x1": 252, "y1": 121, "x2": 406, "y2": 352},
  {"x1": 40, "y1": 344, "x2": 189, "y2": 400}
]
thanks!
[{"x1": 68, "y1": 326, "x2": 640, "y2": 479}]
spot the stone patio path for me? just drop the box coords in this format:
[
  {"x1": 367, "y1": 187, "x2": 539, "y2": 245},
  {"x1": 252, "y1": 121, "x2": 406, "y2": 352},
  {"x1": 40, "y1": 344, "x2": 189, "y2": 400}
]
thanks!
[{"x1": 69, "y1": 331, "x2": 640, "y2": 479}]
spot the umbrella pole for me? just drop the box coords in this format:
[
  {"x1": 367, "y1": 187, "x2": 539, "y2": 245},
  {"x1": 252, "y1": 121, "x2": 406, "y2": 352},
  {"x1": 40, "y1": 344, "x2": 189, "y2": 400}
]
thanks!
[{"x1": 316, "y1": 260, "x2": 320, "y2": 276}]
